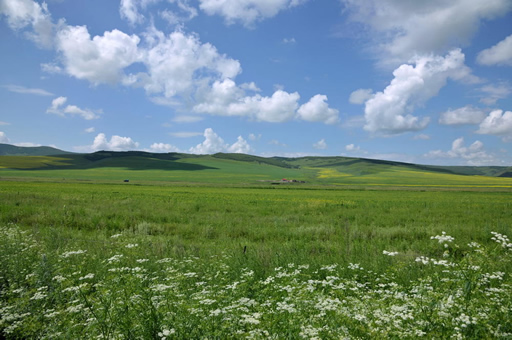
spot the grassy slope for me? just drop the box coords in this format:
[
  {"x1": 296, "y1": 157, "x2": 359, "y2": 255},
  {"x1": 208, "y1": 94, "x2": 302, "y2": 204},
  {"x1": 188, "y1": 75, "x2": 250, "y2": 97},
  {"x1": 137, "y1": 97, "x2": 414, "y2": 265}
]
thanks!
[{"x1": 1, "y1": 150, "x2": 512, "y2": 187}]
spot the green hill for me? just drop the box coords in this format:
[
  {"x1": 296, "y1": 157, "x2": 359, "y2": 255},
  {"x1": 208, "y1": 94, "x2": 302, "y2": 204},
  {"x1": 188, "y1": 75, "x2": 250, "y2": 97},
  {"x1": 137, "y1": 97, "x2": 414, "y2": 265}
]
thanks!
[
  {"x1": 0, "y1": 143, "x2": 73, "y2": 156},
  {"x1": 1, "y1": 144, "x2": 512, "y2": 187}
]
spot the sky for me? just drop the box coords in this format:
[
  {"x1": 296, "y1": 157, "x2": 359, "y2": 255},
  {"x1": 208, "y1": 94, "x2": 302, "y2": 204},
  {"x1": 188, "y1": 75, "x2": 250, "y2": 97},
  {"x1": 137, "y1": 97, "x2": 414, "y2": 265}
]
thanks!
[{"x1": 1, "y1": 0, "x2": 512, "y2": 166}]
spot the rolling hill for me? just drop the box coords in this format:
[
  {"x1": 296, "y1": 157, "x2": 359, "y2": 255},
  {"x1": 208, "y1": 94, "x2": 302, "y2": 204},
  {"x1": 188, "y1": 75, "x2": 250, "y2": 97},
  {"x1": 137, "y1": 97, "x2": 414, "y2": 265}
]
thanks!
[{"x1": 1, "y1": 143, "x2": 512, "y2": 187}]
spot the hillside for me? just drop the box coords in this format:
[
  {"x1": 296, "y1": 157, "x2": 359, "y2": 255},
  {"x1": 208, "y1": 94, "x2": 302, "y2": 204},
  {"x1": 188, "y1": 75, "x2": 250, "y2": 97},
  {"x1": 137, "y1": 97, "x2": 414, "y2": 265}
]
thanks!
[
  {"x1": 1, "y1": 144, "x2": 512, "y2": 187},
  {"x1": 0, "y1": 143, "x2": 73, "y2": 156}
]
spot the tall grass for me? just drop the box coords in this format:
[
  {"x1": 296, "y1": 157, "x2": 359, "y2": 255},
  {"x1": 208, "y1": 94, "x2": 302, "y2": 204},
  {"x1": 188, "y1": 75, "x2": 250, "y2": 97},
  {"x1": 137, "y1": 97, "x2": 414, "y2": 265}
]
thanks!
[
  {"x1": 1, "y1": 224, "x2": 511, "y2": 338},
  {"x1": 1, "y1": 181, "x2": 512, "y2": 338}
]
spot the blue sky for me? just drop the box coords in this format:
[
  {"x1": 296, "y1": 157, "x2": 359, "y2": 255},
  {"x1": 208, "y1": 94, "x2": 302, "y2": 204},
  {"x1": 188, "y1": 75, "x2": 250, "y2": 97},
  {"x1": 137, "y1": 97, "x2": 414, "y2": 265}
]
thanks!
[{"x1": 1, "y1": 0, "x2": 512, "y2": 165}]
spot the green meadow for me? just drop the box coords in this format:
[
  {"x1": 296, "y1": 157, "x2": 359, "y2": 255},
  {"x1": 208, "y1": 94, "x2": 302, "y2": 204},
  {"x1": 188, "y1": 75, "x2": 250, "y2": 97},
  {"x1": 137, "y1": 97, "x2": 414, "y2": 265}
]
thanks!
[{"x1": 1, "y1": 151, "x2": 512, "y2": 338}]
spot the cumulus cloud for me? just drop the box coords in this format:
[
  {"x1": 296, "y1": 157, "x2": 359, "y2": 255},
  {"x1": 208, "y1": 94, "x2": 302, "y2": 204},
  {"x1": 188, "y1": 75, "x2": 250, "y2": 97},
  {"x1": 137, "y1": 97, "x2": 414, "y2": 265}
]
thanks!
[
  {"x1": 425, "y1": 137, "x2": 495, "y2": 165},
  {"x1": 0, "y1": 0, "x2": 54, "y2": 48},
  {"x1": 91, "y1": 133, "x2": 140, "y2": 151},
  {"x1": 3, "y1": 84, "x2": 53, "y2": 96},
  {"x1": 476, "y1": 109, "x2": 512, "y2": 140},
  {"x1": 148, "y1": 142, "x2": 181, "y2": 152},
  {"x1": 189, "y1": 128, "x2": 250, "y2": 154},
  {"x1": 228, "y1": 136, "x2": 251, "y2": 153},
  {"x1": 477, "y1": 34, "x2": 512, "y2": 66},
  {"x1": 439, "y1": 106, "x2": 486, "y2": 125},
  {"x1": 46, "y1": 96, "x2": 101, "y2": 120},
  {"x1": 193, "y1": 79, "x2": 300, "y2": 122},
  {"x1": 189, "y1": 128, "x2": 227, "y2": 154},
  {"x1": 84, "y1": 127, "x2": 95, "y2": 133},
  {"x1": 297, "y1": 94, "x2": 339, "y2": 124},
  {"x1": 0, "y1": 131, "x2": 10, "y2": 143},
  {"x1": 198, "y1": 0, "x2": 309, "y2": 28},
  {"x1": 124, "y1": 28, "x2": 241, "y2": 99},
  {"x1": 2, "y1": 1, "x2": 335, "y2": 126},
  {"x1": 313, "y1": 139, "x2": 327, "y2": 150},
  {"x1": 341, "y1": 0, "x2": 512, "y2": 64},
  {"x1": 363, "y1": 49, "x2": 473, "y2": 135},
  {"x1": 56, "y1": 26, "x2": 141, "y2": 85},
  {"x1": 345, "y1": 144, "x2": 360, "y2": 152},
  {"x1": 349, "y1": 88, "x2": 373, "y2": 104}
]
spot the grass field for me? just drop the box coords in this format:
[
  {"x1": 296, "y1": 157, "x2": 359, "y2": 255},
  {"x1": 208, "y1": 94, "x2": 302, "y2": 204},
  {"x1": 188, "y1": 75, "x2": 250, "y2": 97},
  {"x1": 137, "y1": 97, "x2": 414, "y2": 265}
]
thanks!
[{"x1": 1, "y1": 157, "x2": 512, "y2": 338}]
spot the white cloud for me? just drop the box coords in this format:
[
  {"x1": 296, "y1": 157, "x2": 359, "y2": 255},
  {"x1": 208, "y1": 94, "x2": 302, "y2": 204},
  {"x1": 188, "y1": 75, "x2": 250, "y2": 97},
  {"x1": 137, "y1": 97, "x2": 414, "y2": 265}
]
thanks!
[
  {"x1": 477, "y1": 34, "x2": 512, "y2": 66},
  {"x1": 363, "y1": 49, "x2": 473, "y2": 135},
  {"x1": 194, "y1": 79, "x2": 300, "y2": 123},
  {"x1": 188, "y1": 128, "x2": 251, "y2": 154},
  {"x1": 120, "y1": 0, "x2": 145, "y2": 25},
  {"x1": 228, "y1": 136, "x2": 251, "y2": 153},
  {"x1": 425, "y1": 137, "x2": 495, "y2": 165},
  {"x1": 127, "y1": 28, "x2": 241, "y2": 99},
  {"x1": 345, "y1": 144, "x2": 360, "y2": 152},
  {"x1": 269, "y1": 139, "x2": 287, "y2": 147},
  {"x1": 341, "y1": 0, "x2": 512, "y2": 64},
  {"x1": 349, "y1": 88, "x2": 373, "y2": 104},
  {"x1": 479, "y1": 83, "x2": 511, "y2": 105},
  {"x1": 0, "y1": 121, "x2": 10, "y2": 126},
  {"x1": 169, "y1": 131, "x2": 202, "y2": 138},
  {"x1": 148, "y1": 142, "x2": 181, "y2": 152},
  {"x1": 188, "y1": 128, "x2": 227, "y2": 154},
  {"x1": 297, "y1": 94, "x2": 339, "y2": 124},
  {"x1": 56, "y1": 26, "x2": 141, "y2": 85},
  {"x1": 282, "y1": 37, "x2": 296, "y2": 44},
  {"x1": 313, "y1": 139, "x2": 327, "y2": 150},
  {"x1": 248, "y1": 133, "x2": 261, "y2": 141},
  {"x1": 87, "y1": 133, "x2": 140, "y2": 151},
  {"x1": 46, "y1": 96, "x2": 101, "y2": 120},
  {"x1": 413, "y1": 134, "x2": 430, "y2": 140},
  {"x1": 439, "y1": 105, "x2": 486, "y2": 125},
  {"x1": 476, "y1": 109, "x2": 512, "y2": 139},
  {"x1": 120, "y1": 0, "x2": 196, "y2": 26},
  {"x1": 172, "y1": 115, "x2": 203, "y2": 123},
  {"x1": 198, "y1": 0, "x2": 309, "y2": 28},
  {"x1": 0, "y1": 131, "x2": 10, "y2": 143},
  {"x1": 3, "y1": 84, "x2": 53, "y2": 96},
  {"x1": 160, "y1": 1, "x2": 198, "y2": 25},
  {"x1": 0, "y1": 0, "x2": 54, "y2": 48},
  {"x1": 84, "y1": 127, "x2": 95, "y2": 133}
]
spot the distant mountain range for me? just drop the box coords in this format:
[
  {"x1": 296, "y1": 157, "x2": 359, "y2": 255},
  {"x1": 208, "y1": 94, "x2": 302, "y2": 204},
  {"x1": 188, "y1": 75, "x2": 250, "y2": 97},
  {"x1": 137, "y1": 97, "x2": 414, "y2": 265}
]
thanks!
[{"x1": 1, "y1": 143, "x2": 511, "y2": 178}]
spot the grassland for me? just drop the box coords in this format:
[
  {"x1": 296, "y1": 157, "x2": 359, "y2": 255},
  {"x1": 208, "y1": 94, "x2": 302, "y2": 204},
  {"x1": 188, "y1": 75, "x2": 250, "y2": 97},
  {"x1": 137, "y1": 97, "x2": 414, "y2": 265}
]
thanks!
[{"x1": 1, "y1": 151, "x2": 512, "y2": 338}]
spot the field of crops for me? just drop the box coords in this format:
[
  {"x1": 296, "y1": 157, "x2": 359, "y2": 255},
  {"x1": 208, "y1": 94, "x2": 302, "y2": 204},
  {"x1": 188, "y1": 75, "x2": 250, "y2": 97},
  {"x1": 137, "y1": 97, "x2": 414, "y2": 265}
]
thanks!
[{"x1": 1, "y1": 177, "x2": 512, "y2": 338}]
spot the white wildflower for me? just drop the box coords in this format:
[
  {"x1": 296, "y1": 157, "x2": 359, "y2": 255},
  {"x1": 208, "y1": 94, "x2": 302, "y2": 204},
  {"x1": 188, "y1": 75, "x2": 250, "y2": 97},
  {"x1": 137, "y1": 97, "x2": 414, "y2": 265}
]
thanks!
[
  {"x1": 383, "y1": 250, "x2": 399, "y2": 256},
  {"x1": 125, "y1": 243, "x2": 138, "y2": 248},
  {"x1": 431, "y1": 231, "x2": 454, "y2": 245},
  {"x1": 60, "y1": 249, "x2": 87, "y2": 258}
]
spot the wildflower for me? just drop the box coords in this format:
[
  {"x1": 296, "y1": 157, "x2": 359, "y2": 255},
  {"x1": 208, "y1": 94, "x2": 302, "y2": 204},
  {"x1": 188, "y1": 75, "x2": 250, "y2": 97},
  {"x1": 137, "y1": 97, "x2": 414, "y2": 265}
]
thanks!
[
  {"x1": 110, "y1": 233, "x2": 122, "y2": 238},
  {"x1": 431, "y1": 231, "x2": 454, "y2": 245},
  {"x1": 30, "y1": 291, "x2": 47, "y2": 300},
  {"x1": 60, "y1": 249, "x2": 87, "y2": 258},
  {"x1": 491, "y1": 232, "x2": 512, "y2": 249},
  {"x1": 125, "y1": 243, "x2": 138, "y2": 248},
  {"x1": 383, "y1": 250, "x2": 399, "y2": 256},
  {"x1": 52, "y1": 275, "x2": 66, "y2": 282},
  {"x1": 158, "y1": 328, "x2": 175, "y2": 340},
  {"x1": 79, "y1": 273, "x2": 95, "y2": 280},
  {"x1": 105, "y1": 254, "x2": 123, "y2": 264}
]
